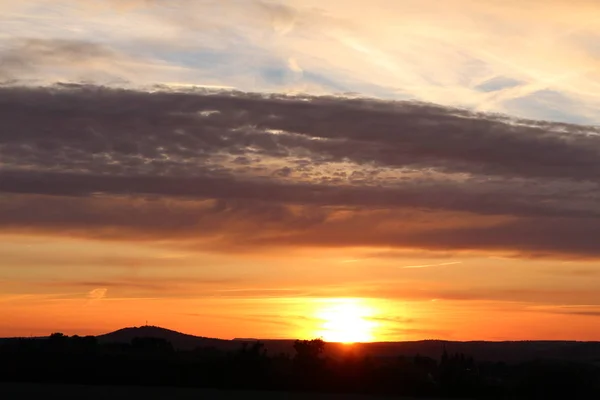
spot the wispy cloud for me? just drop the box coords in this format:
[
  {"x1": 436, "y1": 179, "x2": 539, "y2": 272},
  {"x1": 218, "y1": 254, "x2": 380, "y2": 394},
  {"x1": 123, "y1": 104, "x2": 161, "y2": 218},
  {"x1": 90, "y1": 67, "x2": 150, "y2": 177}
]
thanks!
[
  {"x1": 528, "y1": 305, "x2": 600, "y2": 318},
  {"x1": 401, "y1": 261, "x2": 462, "y2": 269},
  {"x1": 88, "y1": 288, "x2": 107, "y2": 300},
  {"x1": 3, "y1": 1, "x2": 600, "y2": 121}
]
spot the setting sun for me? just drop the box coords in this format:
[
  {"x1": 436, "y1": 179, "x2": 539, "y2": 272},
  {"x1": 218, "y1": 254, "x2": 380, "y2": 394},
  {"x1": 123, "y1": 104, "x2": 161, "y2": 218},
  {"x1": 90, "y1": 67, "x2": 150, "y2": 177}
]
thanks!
[{"x1": 315, "y1": 299, "x2": 379, "y2": 343}]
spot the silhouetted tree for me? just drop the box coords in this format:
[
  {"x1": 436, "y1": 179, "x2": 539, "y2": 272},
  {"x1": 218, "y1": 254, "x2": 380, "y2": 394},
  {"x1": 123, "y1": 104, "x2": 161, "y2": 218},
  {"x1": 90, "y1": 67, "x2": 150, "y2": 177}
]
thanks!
[
  {"x1": 293, "y1": 338, "x2": 325, "y2": 363},
  {"x1": 293, "y1": 338, "x2": 326, "y2": 388},
  {"x1": 231, "y1": 341, "x2": 270, "y2": 388},
  {"x1": 47, "y1": 332, "x2": 68, "y2": 351},
  {"x1": 48, "y1": 332, "x2": 67, "y2": 341}
]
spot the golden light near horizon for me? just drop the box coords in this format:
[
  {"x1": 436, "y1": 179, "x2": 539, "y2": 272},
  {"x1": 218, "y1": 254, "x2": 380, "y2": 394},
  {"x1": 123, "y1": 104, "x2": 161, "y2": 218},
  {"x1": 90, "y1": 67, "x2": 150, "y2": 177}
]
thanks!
[{"x1": 314, "y1": 299, "x2": 379, "y2": 343}]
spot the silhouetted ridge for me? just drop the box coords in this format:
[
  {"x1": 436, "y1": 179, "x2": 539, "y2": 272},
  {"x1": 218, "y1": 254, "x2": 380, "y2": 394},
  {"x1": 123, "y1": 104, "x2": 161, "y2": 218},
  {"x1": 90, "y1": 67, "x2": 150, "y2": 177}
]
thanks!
[
  {"x1": 97, "y1": 325, "x2": 234, "y2": 351},
  {"x1": 4, "y1": 326, "x2": 600, "y2": 364},
  {"x1": 94, "y1": 326, "x2": 600, "y2": 363}
]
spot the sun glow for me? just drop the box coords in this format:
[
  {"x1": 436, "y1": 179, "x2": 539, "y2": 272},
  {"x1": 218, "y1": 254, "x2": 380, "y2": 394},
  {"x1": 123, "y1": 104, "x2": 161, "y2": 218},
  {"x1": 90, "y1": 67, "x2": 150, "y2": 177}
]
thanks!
[{"x1": 315, "y1": 299, "x2": 378, "y2": 343}]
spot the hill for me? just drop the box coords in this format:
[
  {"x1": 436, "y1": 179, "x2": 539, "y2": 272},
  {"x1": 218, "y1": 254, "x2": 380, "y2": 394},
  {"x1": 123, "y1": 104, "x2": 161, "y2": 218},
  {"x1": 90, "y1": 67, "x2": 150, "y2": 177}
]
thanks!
[{"x1": 97, "y1": 325, "x2": 237, "y2": 351}]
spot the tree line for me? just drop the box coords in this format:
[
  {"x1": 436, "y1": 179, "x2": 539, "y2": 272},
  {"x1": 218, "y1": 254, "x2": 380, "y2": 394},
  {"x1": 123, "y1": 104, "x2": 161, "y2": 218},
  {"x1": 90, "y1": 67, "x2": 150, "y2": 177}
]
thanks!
[{"x1": 1, "y1": 333, "x2": 599, "y2": 398}]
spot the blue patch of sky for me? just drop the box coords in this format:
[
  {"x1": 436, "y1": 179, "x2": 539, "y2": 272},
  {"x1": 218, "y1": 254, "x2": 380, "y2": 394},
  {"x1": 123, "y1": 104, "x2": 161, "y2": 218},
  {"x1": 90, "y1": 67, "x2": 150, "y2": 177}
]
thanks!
[
  {"x1": 475, "y1": 76, "x2": 523, "y2": 93},
  {"x1": 257, "y1": 66, "x2": 354, "y2": 92},
  {"x1": 260, "y1": 67, "x2": 295, "y2": 86},
  {"x1": 503, "y1": 89, "x2": 596, "y2": 124},
  {"x1": 157, "y1": 48, "x2": 244, "y2": 71},
  {"x1": 302, "y1": 71, "x2": 348, "y2": 92},
  {"x1": 129, "y1": 40, "x2": 403, "y2": 97},
  {"x1": 134, "y1": 44, "x2": 279, "y2": 87},
  {"x1": 91, "y1": 27, "x2": 414, "y2": 99},
  {"x1": 316, "y1": 73, "x2": 408, "y2": 99}
]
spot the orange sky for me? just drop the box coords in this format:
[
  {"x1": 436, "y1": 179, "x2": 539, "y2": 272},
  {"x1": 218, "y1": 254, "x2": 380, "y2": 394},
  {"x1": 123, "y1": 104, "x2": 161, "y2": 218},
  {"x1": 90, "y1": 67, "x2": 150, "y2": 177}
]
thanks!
[
  {"x1": 2, "y1": 0, "x2": 600, "y2": 341},
  {"x1": 2, "y1": 234, "x2": 600, "y2": 341}
]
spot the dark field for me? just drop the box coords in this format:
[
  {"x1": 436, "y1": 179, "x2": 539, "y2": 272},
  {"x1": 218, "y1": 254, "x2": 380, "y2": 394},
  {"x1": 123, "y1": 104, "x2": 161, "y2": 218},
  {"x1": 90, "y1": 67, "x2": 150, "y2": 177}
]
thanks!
[
  {"x1": 3, "y1": 332, "x2": 600, "y2": 399},
  {"x1": 0, "y1": 383, "x2": 449, "y2": 400}
]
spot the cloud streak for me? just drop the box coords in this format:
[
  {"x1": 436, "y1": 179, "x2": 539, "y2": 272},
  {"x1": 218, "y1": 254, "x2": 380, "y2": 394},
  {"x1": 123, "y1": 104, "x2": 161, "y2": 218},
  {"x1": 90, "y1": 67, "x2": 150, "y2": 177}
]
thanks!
[{"x1": 401, "y1": 261, "x2": 462, "y2": 269}]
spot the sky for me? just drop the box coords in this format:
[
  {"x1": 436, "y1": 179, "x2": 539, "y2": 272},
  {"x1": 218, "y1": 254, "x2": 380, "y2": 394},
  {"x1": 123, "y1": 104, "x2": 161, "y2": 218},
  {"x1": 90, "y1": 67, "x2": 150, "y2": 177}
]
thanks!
[{"x1": 1, "y1": 0, "x2": 600, "y2": 342}]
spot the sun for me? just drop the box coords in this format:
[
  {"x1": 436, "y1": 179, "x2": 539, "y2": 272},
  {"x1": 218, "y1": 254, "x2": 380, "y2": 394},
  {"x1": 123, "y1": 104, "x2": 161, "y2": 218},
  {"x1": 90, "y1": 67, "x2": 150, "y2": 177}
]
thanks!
[{"x1": 315, "y1": 299, "x2": 378, "y2": 343}]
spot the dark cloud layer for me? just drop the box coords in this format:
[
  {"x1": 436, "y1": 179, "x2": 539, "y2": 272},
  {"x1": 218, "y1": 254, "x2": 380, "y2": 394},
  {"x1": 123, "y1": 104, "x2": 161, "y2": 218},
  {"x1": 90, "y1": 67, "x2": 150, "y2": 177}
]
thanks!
[
  {"x1": 3, "y1": 84, "x2": 600, "y2": 179},
  {"x1": 1, "y1": 84, "x2": 600, "y2": 258}
]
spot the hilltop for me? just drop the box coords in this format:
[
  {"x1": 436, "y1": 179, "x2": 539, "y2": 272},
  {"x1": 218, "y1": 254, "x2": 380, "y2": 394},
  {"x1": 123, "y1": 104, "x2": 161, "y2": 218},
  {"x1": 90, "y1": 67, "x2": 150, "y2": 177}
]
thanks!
[{"x1": 97, "y1": 325, "x2": 237, "y2": 351}]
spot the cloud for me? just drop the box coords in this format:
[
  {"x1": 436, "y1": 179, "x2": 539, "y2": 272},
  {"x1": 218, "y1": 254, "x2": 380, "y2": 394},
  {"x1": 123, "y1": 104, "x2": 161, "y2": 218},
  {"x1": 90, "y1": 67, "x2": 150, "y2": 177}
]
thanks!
[
  {"x1": 352, "y1": 284, "x2": 600, "y2": 305},
  {"x1": 3, "y1": 84, "x2": 600, "y2": 183},
  {"x1": 367, "y1": 316, "x2": 416, "y2": 325},
  {"x1": 288, "y1": 57, "x2": 303, "y2": 73},
  {"x1": 183, "y1": 313, "x2": 302, "y2": 328},
  {"x1": 401, "y1": 261, "x2": 462, "y2": 269},
  {"x1": 7, "y1": 0, "x2": 600, "y2": 122},
  {"x1": 87, "y1": 288, "x2": 107, "y2": 300},
  {"x1": 0, "y1": 37, "x2": 203, "y2": 87},
  {"x1": 0, "y1": 39, "x2": 120, "y2": 83},
  {"x1": 529, "y1": 305, "x2": 600, "y2": 318},
  {"x1": 0, "y1": 38, "x2": 117, "y2": 73},
  {"x1": 1, "y1": 85, "x2": 600, "y2": 259},
  {"x1": 47, "y1": 277, "x2": 243, "y2": 298}
]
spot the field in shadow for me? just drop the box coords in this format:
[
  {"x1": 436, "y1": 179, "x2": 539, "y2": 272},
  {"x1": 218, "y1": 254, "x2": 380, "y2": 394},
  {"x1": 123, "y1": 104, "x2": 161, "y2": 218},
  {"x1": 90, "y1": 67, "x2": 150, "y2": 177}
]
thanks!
[{"x1": 1, "y1": 383, "x2": 450, "y2": 400}]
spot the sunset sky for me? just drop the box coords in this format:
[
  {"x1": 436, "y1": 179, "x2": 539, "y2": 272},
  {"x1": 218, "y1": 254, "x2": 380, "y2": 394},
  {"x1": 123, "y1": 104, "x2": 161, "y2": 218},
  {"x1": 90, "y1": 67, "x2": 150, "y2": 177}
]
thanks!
[{"x1": 2, "y1": 0, "x2": 600, "y2": 342}]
